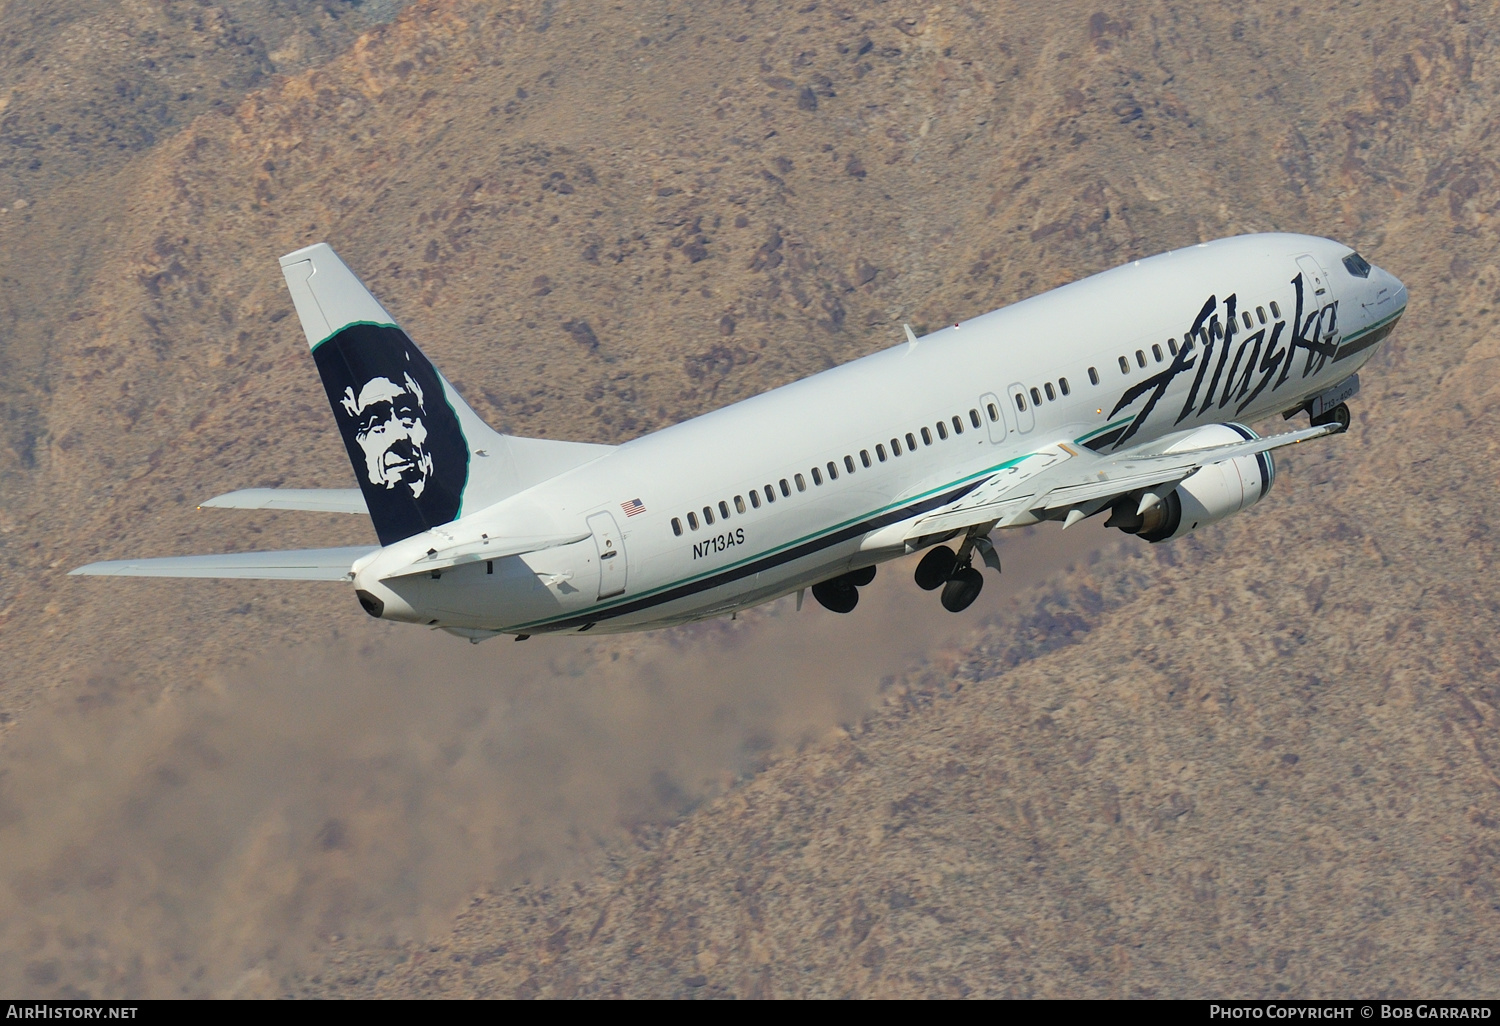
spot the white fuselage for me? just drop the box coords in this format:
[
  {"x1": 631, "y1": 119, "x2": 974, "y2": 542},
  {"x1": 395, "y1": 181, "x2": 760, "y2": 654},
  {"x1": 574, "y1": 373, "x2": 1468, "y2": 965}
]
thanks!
[{"x1": 356, "y1": 233, "x2": 1406, "y2": 635}]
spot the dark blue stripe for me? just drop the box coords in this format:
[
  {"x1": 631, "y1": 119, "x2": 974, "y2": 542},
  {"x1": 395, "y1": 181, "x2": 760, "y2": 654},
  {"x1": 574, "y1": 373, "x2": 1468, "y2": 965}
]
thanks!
[{"x1": 532, "y1": 480, "x2": 981, "y2": 633}]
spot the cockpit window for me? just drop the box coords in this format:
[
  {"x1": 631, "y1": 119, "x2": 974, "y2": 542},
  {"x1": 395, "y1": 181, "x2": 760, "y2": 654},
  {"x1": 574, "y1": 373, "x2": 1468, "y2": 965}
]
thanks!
[{"x1": 1343, "y1": 252, "x2": 1372, "y2": 278}]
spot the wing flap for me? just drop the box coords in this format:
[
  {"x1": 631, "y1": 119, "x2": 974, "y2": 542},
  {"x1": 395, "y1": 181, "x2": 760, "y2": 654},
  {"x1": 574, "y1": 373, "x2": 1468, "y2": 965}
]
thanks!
[
  {"x1": 200, "y1": 488, "x2": 369, "y2": 514},
  {"x1": 70, "y1": 546, "x2": 376, "y2": 581},
  {"x1": 908, "y1": 423, "x2": 1337, "y2": 538}
]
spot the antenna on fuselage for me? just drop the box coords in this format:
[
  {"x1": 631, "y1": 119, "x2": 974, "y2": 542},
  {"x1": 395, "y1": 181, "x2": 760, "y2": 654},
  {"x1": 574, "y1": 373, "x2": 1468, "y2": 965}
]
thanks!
[{"x1": 903, "y1": 323, "x2": 918, "y2": 347}]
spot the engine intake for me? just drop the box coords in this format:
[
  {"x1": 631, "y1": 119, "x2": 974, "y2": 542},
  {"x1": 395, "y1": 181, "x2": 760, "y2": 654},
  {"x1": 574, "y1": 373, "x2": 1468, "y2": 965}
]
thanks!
[{"x1": 1108, "y1": 424, "x2": 1274, "y2": 543}]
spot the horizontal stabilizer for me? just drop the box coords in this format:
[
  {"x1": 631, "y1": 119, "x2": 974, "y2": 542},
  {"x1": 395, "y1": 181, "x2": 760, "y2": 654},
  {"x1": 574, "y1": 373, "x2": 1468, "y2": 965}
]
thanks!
[
  {"x1": 200, "y1": 488, "x2": 369, "y2": 514},
  {"x1": 380, "y1": 531, "x2": 590, "y2": 579},
  {"x1": 70, "y1": 546, "x2": 376, "y2": 581}
]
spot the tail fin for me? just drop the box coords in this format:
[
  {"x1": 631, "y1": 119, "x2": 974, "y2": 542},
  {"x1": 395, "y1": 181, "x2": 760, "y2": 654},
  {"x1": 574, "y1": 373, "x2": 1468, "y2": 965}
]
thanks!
[{"x1": 279, "y1": 244, "x2": 612, "y2": 545}]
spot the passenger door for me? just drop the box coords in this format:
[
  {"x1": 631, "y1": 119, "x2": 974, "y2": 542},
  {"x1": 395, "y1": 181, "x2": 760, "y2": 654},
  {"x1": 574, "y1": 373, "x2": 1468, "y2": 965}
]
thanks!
[
  {"x1": 1296, "y1": 254, "x2": 1339, "y2": 371},
  {"x1": 586, "y1": 511, "x2": 627, "y2": 600}
]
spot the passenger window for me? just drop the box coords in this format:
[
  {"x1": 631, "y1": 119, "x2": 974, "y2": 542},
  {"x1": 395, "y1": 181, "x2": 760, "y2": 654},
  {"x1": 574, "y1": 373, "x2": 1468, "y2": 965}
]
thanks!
[
  {"x1": 952, "y1": 415, "x2": 964, "y2": 434},
  {"x1": 844, "y1": 455, "x2": 856, "y2": 473},
  {"x1": 703, "y1": 506, "x2": 715, "y2": 525},
  {"x1": 794, "y1": 474, "x2": 805, "y2": 492},
  {"x1": 906, "y1": 432, "x2": 918, "y2": 450},
  {"x1": 828, "y1": 461, "x2": 839, "y2": 480},
  {"x1": 687, "y1": 511, "x2": 699, "y2": 530},
  {"x1": 860, "y1": 450, "x2": 871, "y2": 468},
  {"x1": 1270, "y1": 301, "x2": 1281, "y2": 319},
  {"x1": 811, "y1": 466, "x2": 823, "y2": 485},
  {"x1": 719, "y1": 500, "x2": 730, "y2": 519},
  {"x1": 1166, "y1": 339, "x2": 1177, "y2": 356},
  {"x1": 936, "y1": 421, "x2": 948, "y2": 440},
  {"x1": 876, "y1": 443, "x2": 887, "y2": 461},
  {"x1": 1118, "y1": 356, "x2": 1129, "y2": 374},
  {"x1": 1059, "y1": 377, "x2": 1070, "y2": 396},
  {"x1": 921, "y1": 427, "x2": 932, "y2": 445},
  {"x1": 1257, "y1": 306, "x2": 1267, "y2": 324},
  {"x1": 1151, "y1": 344, "x2": 1162, "y2": 362},
  {"x1": 1135, "y1": 350, "x2": 1147, "y2": 368},
  {"x1": 1015, "y1": 393, "x2": 1027, "y2": 411},
  {"x1": 1044, "y1": 383, "x2": 1055, "y2": 402},
  {"x1": 734, "y1": 495, "x2": 746, "y2": 514},
  {"x1": 780, "y1": 478, "x2": 791, "y2": 497},
  {"x1": 1030, "y1": 387, "x2": 1042, "y2": 405},
  {"x1": 986, "y1": 402, "x2": 999, "y2": 421},
  {"x1": 767, "y1": 483, "x2": 778, "y2": 503},
  {"x1": 969, "y1": 409, "x2": 981, "y2": 429},
  {"x1": 749, "y1": 490, "x2": 761, "y2": 509},
  {"x1": 672, "y1": 517, "x2": 683, "y2": 536},
  {"x1": 1088, "y1": 367, "x2": 1099, "y2": 385},
  {"x1": 1242, "y1": 311, "x2": 1253, "y2": 330},
  {"x1": 891, "y1": 437, "x2": 902, "y2": 456}
]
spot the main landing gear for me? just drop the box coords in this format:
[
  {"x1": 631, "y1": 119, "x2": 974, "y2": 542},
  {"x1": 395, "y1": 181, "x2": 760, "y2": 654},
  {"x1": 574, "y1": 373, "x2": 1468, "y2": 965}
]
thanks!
[
  {"x1": 811, "y1": 564, "x2": 877, "y2": 613},
  {"x1": 915, "y1": 527, "x2": 1001, "y2": 613}
]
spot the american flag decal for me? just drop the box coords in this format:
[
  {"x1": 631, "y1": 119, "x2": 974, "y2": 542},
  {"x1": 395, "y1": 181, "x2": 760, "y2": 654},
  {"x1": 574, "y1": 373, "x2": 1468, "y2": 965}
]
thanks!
[{"x1": 621, "y1": 498, "x2": 646, "y2": 517}]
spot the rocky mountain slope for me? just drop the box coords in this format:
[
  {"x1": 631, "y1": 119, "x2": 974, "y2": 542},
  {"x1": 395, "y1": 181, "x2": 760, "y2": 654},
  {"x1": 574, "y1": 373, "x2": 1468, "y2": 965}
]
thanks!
[{"x1": 1, "y1": 0, "x2": 1497, "y2": 999}]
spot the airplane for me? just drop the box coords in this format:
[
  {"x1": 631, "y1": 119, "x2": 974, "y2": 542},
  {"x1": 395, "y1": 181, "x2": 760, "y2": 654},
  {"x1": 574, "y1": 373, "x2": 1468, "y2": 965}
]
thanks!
[{"x1": 72, "y1": 233, "x2": 1406, "y2": 642}]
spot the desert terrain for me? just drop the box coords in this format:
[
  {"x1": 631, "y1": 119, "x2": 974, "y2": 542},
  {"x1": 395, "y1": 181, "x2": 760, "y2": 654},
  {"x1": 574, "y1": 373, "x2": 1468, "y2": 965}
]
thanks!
[{"x1": 0, "y1": 0, "x2": 1497, "y2": 999}]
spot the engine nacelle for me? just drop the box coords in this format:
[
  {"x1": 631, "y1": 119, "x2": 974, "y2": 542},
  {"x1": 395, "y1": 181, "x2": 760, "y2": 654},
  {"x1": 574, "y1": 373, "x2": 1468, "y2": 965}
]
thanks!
[{"x1": 1108, "y1": 424, "x2": 1275, "y2": 543}]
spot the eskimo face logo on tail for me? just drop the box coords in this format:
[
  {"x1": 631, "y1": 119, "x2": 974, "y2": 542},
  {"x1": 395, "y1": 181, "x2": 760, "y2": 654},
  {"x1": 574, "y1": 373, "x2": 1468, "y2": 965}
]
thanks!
[
  {"x1": 313, "y1": 323, "x2": 469, "y2": 545},
  {"x1": 341, "y1": 372, "x2": 434, "y2": 498}
]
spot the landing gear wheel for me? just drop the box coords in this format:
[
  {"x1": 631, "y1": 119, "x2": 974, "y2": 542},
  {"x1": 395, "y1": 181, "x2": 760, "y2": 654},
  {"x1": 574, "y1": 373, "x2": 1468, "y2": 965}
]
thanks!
[
  {"x1": 812, "y1": 578, "x2": 860, "y2": 614},
  {"x1": 1311, "y1": 402, "x2": 1351, "y2": 432},
  {"x1": 847, "y1": 565, "x2": 877, "y2": 587},
  {"x1": 940, "y1": 566, "x2": 984, "y2": 612},
  {"x1": 914, "y1": 546, "x2": 957, "y2": 591}
]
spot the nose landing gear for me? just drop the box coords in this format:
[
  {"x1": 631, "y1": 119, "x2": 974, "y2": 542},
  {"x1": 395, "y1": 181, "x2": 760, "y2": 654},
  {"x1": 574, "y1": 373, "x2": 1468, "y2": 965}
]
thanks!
[
  {"x1": 914, "y1": 526, "x2": 1001, "y2": 613},
  {"x1": 1310, "y1": 401, "x2": 1351, "y2": 432}
]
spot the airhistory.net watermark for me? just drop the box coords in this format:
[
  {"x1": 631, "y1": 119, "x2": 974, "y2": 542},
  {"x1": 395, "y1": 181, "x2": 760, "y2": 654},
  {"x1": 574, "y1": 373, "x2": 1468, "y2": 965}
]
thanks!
[{"x1": 5, "y1": 1007, "x2": 137, "y2": 1020}]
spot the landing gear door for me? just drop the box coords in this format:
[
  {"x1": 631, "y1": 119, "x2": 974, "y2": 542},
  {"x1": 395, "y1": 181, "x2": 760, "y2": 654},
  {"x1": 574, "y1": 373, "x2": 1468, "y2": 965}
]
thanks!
[
  {"x1": 586, "y1": 511, "x2": 627, "y2": 600},
  {"x1": 1005, "y1": 383, "x2": 1035, "y2": 434},
  {"x1": 979, "y1": 392, "x2": 1008, "y2": 444}
]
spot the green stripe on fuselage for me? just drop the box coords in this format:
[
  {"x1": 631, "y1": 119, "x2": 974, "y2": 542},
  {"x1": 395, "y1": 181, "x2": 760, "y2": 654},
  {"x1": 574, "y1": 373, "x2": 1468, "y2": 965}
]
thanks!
[
  {"x1": 1074, "y1": 417, "x2": 1133, "y2": 445},
  {"x1": 504, "y1": 448, "x2": 1045, "y2": 632},
  {"x1": 1339, "y1": 305, "x2": 1405, "y2": 346}
]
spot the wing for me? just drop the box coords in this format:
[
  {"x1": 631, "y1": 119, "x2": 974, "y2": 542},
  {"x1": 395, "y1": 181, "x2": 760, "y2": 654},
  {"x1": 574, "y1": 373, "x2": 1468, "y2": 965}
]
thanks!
[
  {"x1": 199, "y1": 488, "x2": 368, "y2": 514},
  {"x1": 69, "y1": 546, "x2": 376, "y2": 581},
  {"x1": 905, "y1": 423, "x2": 1337, "y2": 539}
]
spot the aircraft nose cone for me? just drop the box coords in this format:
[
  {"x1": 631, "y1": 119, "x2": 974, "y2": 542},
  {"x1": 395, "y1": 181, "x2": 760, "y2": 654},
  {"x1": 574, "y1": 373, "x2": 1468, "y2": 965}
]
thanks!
[{"x1": 1368, "y1": 263, "x2": 1407, "y2": 311}]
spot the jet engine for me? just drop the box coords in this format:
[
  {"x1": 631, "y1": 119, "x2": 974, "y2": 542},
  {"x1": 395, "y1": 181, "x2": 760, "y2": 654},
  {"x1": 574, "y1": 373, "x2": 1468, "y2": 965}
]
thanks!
[{"x1": 1104, "y1": 424, "x2": 1275, "y2": 543}]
